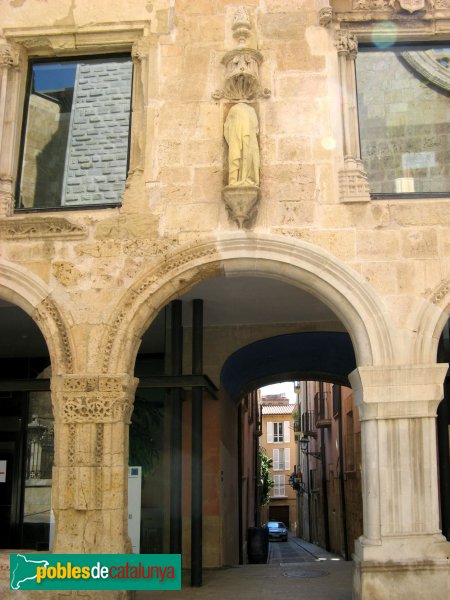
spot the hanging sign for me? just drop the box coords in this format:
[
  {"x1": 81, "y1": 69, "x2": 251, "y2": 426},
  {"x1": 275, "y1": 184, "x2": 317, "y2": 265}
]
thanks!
[{"x1": 0, "y1": 460, "x2": 6, "y2": 483}]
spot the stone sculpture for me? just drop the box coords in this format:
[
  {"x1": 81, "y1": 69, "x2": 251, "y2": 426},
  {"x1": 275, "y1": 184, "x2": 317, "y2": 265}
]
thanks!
[{"x1": 224, "y1": 102, "x2": 259, "y2": 187}]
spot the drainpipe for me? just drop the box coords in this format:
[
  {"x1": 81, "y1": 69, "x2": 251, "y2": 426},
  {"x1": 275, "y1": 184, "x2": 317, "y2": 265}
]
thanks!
[
  {"x1": 305, "y1": 383, "x2": 311, "y2": 542},
  {"x1": 237, "y1": 404, "x2": 243, "y2": 564},
  {"x1": 336, "y1": 386, "x2": 349, "y2": 560},
  {"x1": 320, "y1": 426, "x2": 330, "y2": 551},
  {"x1": 319, "y1": 383, "x2": 330, "y2": 551}
]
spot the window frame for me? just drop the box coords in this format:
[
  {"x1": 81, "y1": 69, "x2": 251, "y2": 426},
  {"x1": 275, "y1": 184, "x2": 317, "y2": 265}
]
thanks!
[
  {"x1": 356, "y1": 41, "x2": 450, "y2": 200},
  {"x1": 15, "y1": 52, "x2": 134, "y2": 213},
  {"x1": 0, "y1": 21, "x2": 148, "y2": 219},
  {"x1": 273, "y1": 421, "x2": 284, "y2": 443},
  {"x1": 272, "y1": 474, "x2": 286, "y2": 497}
]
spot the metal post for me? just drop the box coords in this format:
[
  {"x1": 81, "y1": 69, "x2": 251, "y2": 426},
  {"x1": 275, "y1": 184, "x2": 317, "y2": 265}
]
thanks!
[
  {"x1": 170, "y1": 300, "x2": 183, "y2": 554},
  {"x1": 191, "y1": 299, "x2": 203, "y2": 586}
]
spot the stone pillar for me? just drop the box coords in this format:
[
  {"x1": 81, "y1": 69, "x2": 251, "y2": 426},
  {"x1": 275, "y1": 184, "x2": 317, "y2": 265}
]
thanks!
[
  {"x1": 335, "y1": 31, "x2": 370, "y2": 203},
  {"x1": 0, "y1": 43, "x2": 22, "y2": 216},
  {"x1": 51, "y1": 374, "x2": 138, "y2": 554},
  {"x1": 350, "y1": 364, "x2": 450, "y2": 600}
]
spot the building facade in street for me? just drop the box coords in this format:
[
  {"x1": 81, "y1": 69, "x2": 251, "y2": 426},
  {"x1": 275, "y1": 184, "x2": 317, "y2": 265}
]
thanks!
[
  {"x1": 0, "y1": 1, "x2": 449, "y2": 599},
  {"x1": 297, "y1": 381, "x2": 363, "y2": 560},
  {"x1": 260, "y1": 394, "x2": 298, "y2": 532}
]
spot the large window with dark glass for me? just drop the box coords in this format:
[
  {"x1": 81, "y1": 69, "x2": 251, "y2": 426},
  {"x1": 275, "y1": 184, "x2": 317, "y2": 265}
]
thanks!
[
  {"x1": 356, "y1": 45, "x2": 449, "y2": 196},
  {"x1": 16, "y1": 55, "x2": 132, "y2": 210}
]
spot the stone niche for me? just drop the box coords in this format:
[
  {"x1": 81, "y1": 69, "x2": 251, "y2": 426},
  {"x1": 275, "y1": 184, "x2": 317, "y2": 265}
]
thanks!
[{"x1": 214, "y1": 6, "x2": 270, "y2": 229}]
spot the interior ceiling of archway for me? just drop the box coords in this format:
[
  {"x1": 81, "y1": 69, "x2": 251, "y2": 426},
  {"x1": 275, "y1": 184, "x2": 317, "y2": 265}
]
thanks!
[
  {"x1": 0, "y1": 276, "x2": 342, "y2": 357},
  {"x1": 139, "y1": 276, "x2": 344, "y2": 353},
  {"x1": 0, "y1": 299, "x2": 48, "y2": 357}
]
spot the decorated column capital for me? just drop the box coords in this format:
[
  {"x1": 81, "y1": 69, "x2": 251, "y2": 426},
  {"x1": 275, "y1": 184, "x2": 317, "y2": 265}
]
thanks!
[
  {"x1": 52, "y1": 374, "x2": 138, "y2": 423},
  {"x1": 335, "y1": 30, "x2": 358, "y2": 60},
  {"x1": 0, "y1": 43, "x2": 20, "y2": 69},
  {"x1": 131, "y1": 37, "x2": 152, "y2": 63},
  {"x1": 349, "y1": 363, "x2": 448, "y2": 421}
]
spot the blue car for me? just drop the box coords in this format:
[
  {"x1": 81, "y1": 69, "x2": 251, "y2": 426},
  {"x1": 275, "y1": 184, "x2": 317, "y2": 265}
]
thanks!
[{"x1": 266, "y1": 521, "x2": 288, "y2": 542}]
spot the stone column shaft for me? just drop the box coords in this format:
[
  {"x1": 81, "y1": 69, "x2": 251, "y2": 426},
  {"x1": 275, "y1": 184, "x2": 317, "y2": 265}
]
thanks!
[
  {"x1": 51, "y1": 374, "x2": 138, "y2": 554},
  {"x1": 350, "y1": 364, "x2": 450, "y2": 600},
  {"x1": 0, "y1": 43, "x2": 22, "y2": 216}
]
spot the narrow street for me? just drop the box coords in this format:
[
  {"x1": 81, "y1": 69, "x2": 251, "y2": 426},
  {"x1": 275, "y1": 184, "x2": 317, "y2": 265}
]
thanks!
[
  {"x1": 137, "y1": 538, "x2": 352, "y2": 599},
  {"x1": 268, "y1": 536, "x2": 337, "y2": 564}
]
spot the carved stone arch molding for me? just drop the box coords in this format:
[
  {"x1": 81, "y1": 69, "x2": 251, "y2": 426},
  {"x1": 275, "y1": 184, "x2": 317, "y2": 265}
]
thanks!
[
  {"x1": 0, "y1": 260, "x2": 76, "y2": 373},
  {"x1": 412, "y1": 278, "x2": 450, "y2": 365},
  {"x1": 100, "y1": 232, "x2": 398, "y2": 375}
]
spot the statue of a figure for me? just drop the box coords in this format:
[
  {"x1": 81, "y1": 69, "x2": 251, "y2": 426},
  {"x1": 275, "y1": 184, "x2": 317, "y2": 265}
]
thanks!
[{"x1": 224, "y1": 102, "x2": 260, "y2": 187}]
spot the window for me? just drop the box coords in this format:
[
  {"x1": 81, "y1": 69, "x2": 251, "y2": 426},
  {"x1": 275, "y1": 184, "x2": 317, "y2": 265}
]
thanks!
[
  {"x1": 272, "y1": 475, "x2": 285, "y2": 497},
  {"x1": 273, "y1": 422, "x2": 283, "y2": 442},
  {"x1": 17, "y1": 55, "x2": 132, "y2": 210},
  {"x1": 267, "y1": 420, "x2": 291, "y2": 443},
  {"x1": 273, "y1": 448, "x2": 290, "y2": 471},
  {"x1": 356, "y1": 45, "x2": 450, "y2": 196}
]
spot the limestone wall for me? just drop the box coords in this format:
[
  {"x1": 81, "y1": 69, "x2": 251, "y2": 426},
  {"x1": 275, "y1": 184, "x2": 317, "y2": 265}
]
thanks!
[
  {"x1": 0, "y1": 1, "x2": 447, "y2": 355},
  {"x1": 0, "y1": 1, "x2": 449, "y2": 590}
]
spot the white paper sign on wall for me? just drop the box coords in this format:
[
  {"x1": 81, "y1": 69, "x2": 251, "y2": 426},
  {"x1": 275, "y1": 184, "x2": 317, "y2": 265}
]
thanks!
[
  {"x1": 0, "y1": 460, "x2": 6, "y2": 483},
  {"x1": 128, "y1": 466, "x2": 142, "y2": 553}
]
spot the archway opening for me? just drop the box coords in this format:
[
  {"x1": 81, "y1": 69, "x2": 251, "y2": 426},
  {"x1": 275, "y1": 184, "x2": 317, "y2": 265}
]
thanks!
[
  {"x1": 130, "y1": 271, "x2": 362, "y2": 590},
  {"x1": 0, "y1": 299, "x2": 53, "y2": 550}
]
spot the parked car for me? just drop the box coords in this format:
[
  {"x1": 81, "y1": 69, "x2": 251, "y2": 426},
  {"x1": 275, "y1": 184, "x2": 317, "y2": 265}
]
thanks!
[{"x1": 266, "y1": 521, "x2": 288, "y2": 542}]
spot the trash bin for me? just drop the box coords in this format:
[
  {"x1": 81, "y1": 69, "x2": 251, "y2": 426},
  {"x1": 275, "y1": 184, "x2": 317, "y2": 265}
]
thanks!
[{"x1": 247, "y1": 526, "x2": 269, "y2": 564}]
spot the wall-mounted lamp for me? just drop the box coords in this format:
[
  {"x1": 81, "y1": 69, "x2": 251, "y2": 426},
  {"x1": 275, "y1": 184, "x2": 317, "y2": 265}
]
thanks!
[{"x1": 300, "y1": 436, "x2": 321, "y2": 460}]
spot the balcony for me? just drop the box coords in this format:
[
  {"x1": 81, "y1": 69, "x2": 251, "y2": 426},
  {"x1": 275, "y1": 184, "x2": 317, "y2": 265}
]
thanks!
[
  {"x1": 301, "y1": 411, "x2": 316, "y2": 437},
  {"x1": 314, "y1": 391, "x2": 331, "y2": 428}
]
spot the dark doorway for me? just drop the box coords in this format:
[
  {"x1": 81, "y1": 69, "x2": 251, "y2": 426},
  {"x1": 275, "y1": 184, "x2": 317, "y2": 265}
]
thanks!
[
  {"x1": 0, "y1": 392, "x2": 28, "y2": 549},
  {"x1": 269, "y1": 505, "x2": 290, "y2": 528}
]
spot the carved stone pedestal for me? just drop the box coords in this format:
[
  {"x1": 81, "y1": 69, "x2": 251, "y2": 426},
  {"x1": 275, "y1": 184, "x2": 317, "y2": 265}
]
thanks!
[
  {"x1": 339, "y1": 159, "x2": 370, "y2": 203},
  {"x1": 222, "y1": 185, "x2": 260, "y2": 228}
]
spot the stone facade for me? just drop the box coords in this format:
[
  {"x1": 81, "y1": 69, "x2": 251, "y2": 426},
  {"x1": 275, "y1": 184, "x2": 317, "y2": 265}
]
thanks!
[{"x1": 0, "y1": 1, "x2": 449, "y2": 599}]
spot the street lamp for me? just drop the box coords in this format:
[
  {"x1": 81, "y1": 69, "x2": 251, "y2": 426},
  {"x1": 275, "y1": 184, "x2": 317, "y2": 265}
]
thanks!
[{"x1": 300, "y1": 436, "x2": 321, "y2": 460}]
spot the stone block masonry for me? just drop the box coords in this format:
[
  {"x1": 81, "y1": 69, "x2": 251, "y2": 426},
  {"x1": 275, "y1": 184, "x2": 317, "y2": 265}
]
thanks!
[{"x1": 62, "y1": 58, "x2": 132, "y2": 206}]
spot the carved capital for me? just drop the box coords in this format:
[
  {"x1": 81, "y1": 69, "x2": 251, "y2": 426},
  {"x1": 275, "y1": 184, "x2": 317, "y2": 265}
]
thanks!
[
  {"x1": 336, "y1": 30, "x2": 358, "y2": 59},
  {"x1": 53, "y1": 375, "x2": 138, "y2": 424},
  {"x1": 319, "y1": 6, "x2": 333, "y2": 26},
  {"x1": 131, "y1": 37, "x2": 151, "y2": 62},
  {"x1": 0, "y1": 191, "x2": 14, "y2": 218},
  {"x1": 0, "y1": 44, "x2": 20, "y2": 69}
]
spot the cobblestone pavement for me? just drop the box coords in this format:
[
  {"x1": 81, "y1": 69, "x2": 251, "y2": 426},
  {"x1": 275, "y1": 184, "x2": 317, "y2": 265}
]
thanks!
[{"x1": 136, "y1": 538, "x2": 352, "y2": 600}]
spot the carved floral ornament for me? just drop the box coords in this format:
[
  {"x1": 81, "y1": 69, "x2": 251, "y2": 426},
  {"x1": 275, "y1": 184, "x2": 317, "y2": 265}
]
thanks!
[
  {"x1": 60, "y1": 395, "x2": 134, "y2": 424},
  {"x1": 336, "y1": 30, "x2": 358, "y2": 58},
  {"x1": 352, "y1": 0, "x2": 446, "y2": 10}
]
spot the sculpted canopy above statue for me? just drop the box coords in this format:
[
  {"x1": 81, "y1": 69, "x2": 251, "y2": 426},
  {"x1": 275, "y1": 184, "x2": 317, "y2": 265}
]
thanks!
[{"x1": 224, "y1": 102, "x2": 260, "y2": 187}]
